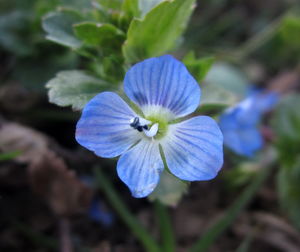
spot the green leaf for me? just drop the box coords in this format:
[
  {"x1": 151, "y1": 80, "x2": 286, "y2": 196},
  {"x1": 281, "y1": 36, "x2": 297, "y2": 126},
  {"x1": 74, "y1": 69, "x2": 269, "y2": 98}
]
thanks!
[
  {"x1": 123, "y1": 0, "x2": 196, "y2": 63},
  {"x1": 122, "y1": 0, "x2": 165, "y2": 19},
  {"x1": 198, "y1": 83, "x2": 240, "y2": 113},
  {"x1": 46, "y1": 70, "x2": 110, "y2": 110},
  {"x1": 13, "y1": 49, "x2": 79, "y2": 92},
  {"x1": 280, "y1": 15, "x2": 300, "y2": 50},
  {"x1": 42, "y1": 9, "x2": 83, "y2": 48},
  {"x1": 60, "y1": 0, "x2": 92, "y2": 10},
  {"x1": 223, "y1": 162, "x2": 260, "y2": 190},
  {"x1": 97, "y1": 0, "x2": 122, "y2": 10},
  {"x1": 272, "y1": 94, "x2": 300, "y2": 141},
  {"x1": 138, "y1": 0, "x2": 165, "y2": 18},
  {"x1": 122, "y1": 0, "x2": 140, "y2": 18},
  {"x1": 204, "y1": 63, "x2": 248, "y2": 98},
  {"x1": 0, "y1": 150, "x2": 21, "y2": 161},
  {"x1": 73, "y1": 22, "x2": 125, "y2": 48},
  {"x1": 271, "y1": 94, "x2": 300, "y2": 166},
  {"x1": 148, "y1": 170, "x2": 188, "y2": 207},
  {"x1": 278, "y1": 157, "x2": 300, "y2": 230},
  {"x1": 272, "y1": 94, "x2": 300, "y2": 230},
  {"x1": 0, "y1": 11, "x2": 33, "y2": 56},
  {"x1": 183, "y1": 52, "x2": 215, "y2": 82}
]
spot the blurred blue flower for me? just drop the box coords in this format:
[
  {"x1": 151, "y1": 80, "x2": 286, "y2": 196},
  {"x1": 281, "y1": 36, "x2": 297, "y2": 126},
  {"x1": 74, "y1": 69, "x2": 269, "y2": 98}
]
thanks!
[
  {"x1": 79, "y1": 176, "x2": 114, "y2": 226},
  {"x1": 88, "y1": 197, "x2": 114, "y2": 226},
  {"x1": 76, "y1": 55, "x2": 223, "y2": 198},
  {"x1": 219, "y1": 90, "x2": 278, "y2": 157}
]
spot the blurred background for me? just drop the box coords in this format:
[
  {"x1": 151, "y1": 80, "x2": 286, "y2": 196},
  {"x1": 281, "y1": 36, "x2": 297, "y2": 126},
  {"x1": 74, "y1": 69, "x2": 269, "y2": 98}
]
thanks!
[{"x1": 0, "y1": 0, "x2": 300, "y2": 251}]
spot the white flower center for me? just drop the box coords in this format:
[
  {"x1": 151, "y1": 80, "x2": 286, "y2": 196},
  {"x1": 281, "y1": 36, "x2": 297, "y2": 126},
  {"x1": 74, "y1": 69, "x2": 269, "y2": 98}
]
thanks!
[{"x1": 129, "y1": 117, "x2": 158, "y2": 138}]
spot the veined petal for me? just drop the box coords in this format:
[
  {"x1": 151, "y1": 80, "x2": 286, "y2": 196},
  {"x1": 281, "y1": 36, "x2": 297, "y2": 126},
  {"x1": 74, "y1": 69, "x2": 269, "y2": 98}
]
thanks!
[
  {"x1": 76, "y1": 92, "x2": 141, "y2": 158},
  {"x1": 160, "y1": 116, "x2": 223, "y2": 181},
  {"x1": 124, "y1": 55, "x2": 201, "y2": 120},
  {"x1": 222, "y1": 126, "x2": 263, "y2": 157},
  {"x1": 117, "y1": 140, "x2": 164, "y2": 198}
]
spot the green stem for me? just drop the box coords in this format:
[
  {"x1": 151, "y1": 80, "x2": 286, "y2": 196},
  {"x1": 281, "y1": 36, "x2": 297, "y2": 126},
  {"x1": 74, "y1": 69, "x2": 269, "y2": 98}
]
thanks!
[
  {"x1": 94, "y1": 168, "x2": 161, "y2": 252},
  {"x1": 189, "y1": 158, "x2": 274, "y2": 252},
  {"x1": 154, "y1": 201, "x2": 176, "y2": 252},
  {"x1": 234, "y1": 8, "x2": 295, "y2": 61}
]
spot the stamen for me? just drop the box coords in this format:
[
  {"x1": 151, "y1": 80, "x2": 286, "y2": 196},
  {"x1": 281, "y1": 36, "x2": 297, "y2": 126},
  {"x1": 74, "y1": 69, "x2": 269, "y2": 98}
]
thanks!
[
  {"x1": 144, "y1": 123, "x2": 158, "y2": 138},
  {"x1": 130, "y1": 117, "x2": 158, "y2": 138},
  {"x1": 130, "y1": 117, "x2": 140, "y2": 129}
]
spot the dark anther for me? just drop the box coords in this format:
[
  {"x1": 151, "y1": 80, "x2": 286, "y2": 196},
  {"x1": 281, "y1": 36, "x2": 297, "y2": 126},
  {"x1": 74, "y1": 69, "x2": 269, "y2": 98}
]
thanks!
[
  {"x1": 137, "y1": 126, "x2": 143, "y2": 132},
  {"x1": 130, "y1": 117, "x2": 140, "y2": 129},
  {"x1": 130, "y1": 117, "x2": 149, "y2": 132}
]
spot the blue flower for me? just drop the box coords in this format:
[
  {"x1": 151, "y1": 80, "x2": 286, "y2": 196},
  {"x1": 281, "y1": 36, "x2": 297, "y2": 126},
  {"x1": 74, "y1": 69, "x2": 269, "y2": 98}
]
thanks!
[
  {"x1": 76, "y1": 55, "x2": 223, "y2": 198},
  {"x1": 88, "y1": 197, "x2": 114, "y2": 226},
  {"x1": 219, "y1": 90, "x2": 278, "y2": 157}
]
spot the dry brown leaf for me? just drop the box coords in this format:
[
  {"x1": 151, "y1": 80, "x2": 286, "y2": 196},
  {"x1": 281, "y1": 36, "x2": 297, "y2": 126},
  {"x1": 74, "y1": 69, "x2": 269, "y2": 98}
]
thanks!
[
  {"x1": 0, "y1": 121, "x2": 48, "y2": 163},
  {"x1": 233, "y1": 212, "x2": 300, "y2": 252},
  {"x1": 29, "y1": 151, "x2": 93, "y2": 217},
  {"x1": 0, "y1": 120, "x2": 93, "y2": 217}
]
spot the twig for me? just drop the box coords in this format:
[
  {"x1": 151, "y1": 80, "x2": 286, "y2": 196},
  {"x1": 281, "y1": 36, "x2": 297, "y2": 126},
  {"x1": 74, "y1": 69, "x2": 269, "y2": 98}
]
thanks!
[
  {"x1": 267, "y1": 70, "x2": 300, "y2": 94},
  {"x1": 59, "y1": 218, "x2": 73, "y2": 252}
]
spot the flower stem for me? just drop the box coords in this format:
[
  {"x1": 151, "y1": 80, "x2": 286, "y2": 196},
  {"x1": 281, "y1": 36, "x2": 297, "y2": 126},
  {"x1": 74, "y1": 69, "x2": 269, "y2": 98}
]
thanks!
[
  {"x1": 94, "y1": 167, "x2": 161, "y2": 252},
  {"x1": 154, "y1": 201, "x2": 176, "y2": 252}
]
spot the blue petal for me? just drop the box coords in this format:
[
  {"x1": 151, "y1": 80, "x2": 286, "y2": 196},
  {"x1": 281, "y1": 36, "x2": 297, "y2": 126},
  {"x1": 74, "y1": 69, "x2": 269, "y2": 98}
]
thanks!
[
  {"x1": 219, "y1": 91, "x2": 275, "y2": 157},
  {"x1": 222, "y1": 126, "x2": 263, "y2": 157},
  {"x1": 235, "y1": 91, "x2": 278, "y2": 125},
  {"x1": 124, "y1": 55, "x2": 201, "y2": 119},
  {"x1": 247, "y1": 87, "x2": 278, "y2": 113},
  {"x1": 76, "y1": 92, "x2": 141, "y2": 158},
  {"x1": 219, "y1": 107, "x2": 263, "y2": 157},
  {"x1": 160, "y1": 116, "x2": 223, "y2": 181},
  {"x1": 253, "y1": 91, "x2": 278, "y2": 114},
  {"x1": 218, "y1": 105, "x2": 245, "y2": 130},
  {"x1": 234, "y1": 97, "x2": 260, "y2": 125},
  {"x1": 117, "y1": 140, "x2": 164, "y2": 198}
]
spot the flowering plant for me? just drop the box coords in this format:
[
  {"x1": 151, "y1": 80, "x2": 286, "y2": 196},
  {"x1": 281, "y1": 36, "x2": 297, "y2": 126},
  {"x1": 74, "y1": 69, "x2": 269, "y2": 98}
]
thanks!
[
  {"x1": 76, "y1": 55, "x2": 223, "y2": 197},
  {"x1": 36, "y1": 0, "x2": 300, "y2": 251}
]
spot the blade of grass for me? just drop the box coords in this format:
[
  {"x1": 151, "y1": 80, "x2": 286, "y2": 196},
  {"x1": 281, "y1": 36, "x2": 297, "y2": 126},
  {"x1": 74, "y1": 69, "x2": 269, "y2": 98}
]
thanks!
[
  {"x1": 235, "y1": 228, "x2": 256, "y2": 252},
  {"x1": 0, "y1": 150, "x2": 21, "y2": 161},
  {"x1": 235, "y1": 8, "x2": 295, "y2": 61},
  {"x1": 189, "y1": 151, "x2": 275, "y2": 252},
  {"x1": 154, "y1": 200, "x2": 176, "y2": 252},
  {"x1": 94, "y1": 167, "x2": 161, "y2": 252}
]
